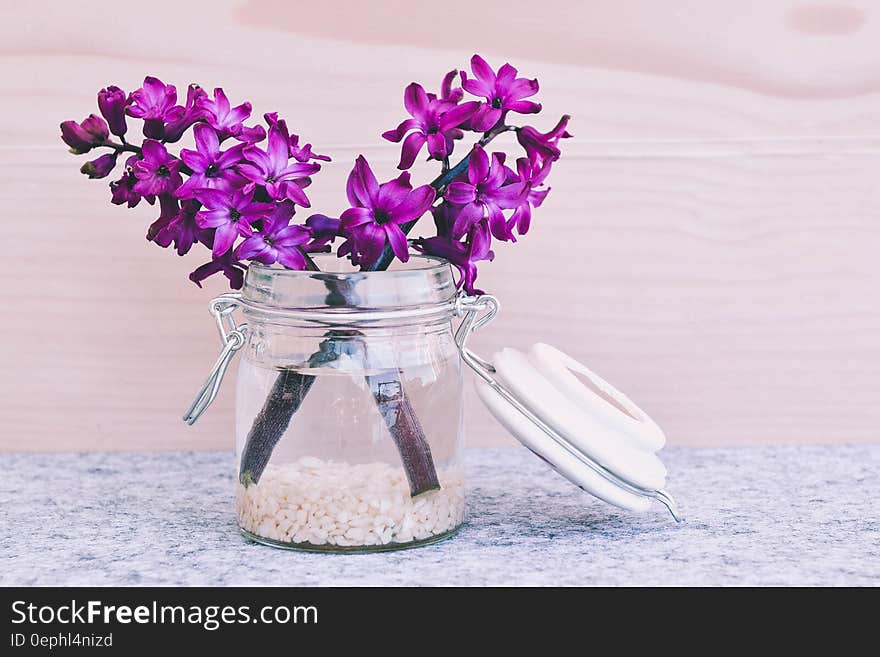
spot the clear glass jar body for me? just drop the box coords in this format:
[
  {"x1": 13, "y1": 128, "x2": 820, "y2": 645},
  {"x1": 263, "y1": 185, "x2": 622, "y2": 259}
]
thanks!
[{"x1": 235, "y1": 256, "x2": 464, "y2": 551}]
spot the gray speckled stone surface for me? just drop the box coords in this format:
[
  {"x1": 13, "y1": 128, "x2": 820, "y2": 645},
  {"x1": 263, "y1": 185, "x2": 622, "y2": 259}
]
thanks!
[{"x1": 0, "y1": 446, "x2": 877, "y2": 586}]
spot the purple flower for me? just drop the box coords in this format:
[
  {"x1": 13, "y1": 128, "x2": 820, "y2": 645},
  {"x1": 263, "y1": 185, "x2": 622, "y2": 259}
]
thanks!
[
  {"x1": 133, "y1": 139, "x2": 183, "y2": 197},
  {"x1": 415, "y1": 220, "x2": 493, "y2": 295},
  {"x1": 304, "y1": 214, "x2": 340, "y2": 253},
  {"x1": 189, "y1": 251, "x2": 246, "y2": 290},
  {"x1": 126, "y1": 76, "x2": 179, "y2": 139},
  {"x1": 163, "y1": 84, "x2": 208, "y2": 143},
  {"x1": 198, "y1": 88, "x2": 251, "y2": 139},
  {"x1": 517, "y1": 115, "x2": 572, "y2": 167},
  {"x1": 263, "y1": 113, "x2": 330, "y2": 162},
  {"x1": 60, "y1": 114, "x2": 108, "y2": 154},
  {"x1": 239, "y1": 127, "x2": 320, "y2": 206},
  {"x1": 146, "y1": 195, "x2": 181, "y2": 248},
  {"x1": 194, "y1": 188, "x2": 274, "y2": 256},
  {"x1": 235, "y1": 201, "x2": 311, "y2": 269},
  {"x1": 80, "y1": 152, "x2": 117, "y2": 179},
  {"x1": 97, "y1": 86, "x2": 127, "y2": 137},
  {"x1": 444, "y1": 145, "x2": 526, "y2": 240},
  {"x1": 110, "y1": 155, "x2": 155, "y2": 207},
  {"x1": 289, "y1": 133, "x2": 331, "y2": 163},
  {"x1": 461, "y1": 55, "x2": 541, "y2": 132},
  {"x1": 339, "y1": 156, "x2": 435, "y2": 266},
  {"x1": 149, "y1": 198, "x2": 205, "y2": 256},
  {"x1": 176, "y1": 124, "x2": 246, "y2": 198},
  {"x1": 507, "y1": 157, "x2": 552, "y2": 236},
  {"x1": 383, "y1": 83, "x2": 479, "y2": 169}
]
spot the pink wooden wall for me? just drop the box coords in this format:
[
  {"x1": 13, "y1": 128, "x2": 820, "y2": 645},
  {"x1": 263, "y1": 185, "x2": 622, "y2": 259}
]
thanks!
[{"x1": 2, "y1": 1, "x2": 878, "y2": 451}]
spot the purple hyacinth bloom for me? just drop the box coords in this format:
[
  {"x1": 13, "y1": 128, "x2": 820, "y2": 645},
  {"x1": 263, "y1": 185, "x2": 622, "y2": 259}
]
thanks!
[
  {"x1": 189, "y1": 251, "x2": 246, "y2": 290},
  {"x1": 133, "y1": 139, "x2": 183, "y2": 197},
  {"x1": 176, "y1": 124, "x2": 246, "y2": 198},
  {"x1": 235, "y1": 201, "x2": 311, "y2": 269},
  {"x1": 461, "y1": 55, "x2": 541, "y2": 132},
  {"x1": 163, "y1": 84, "x2": 208, "y2": 143},
  {"x1": 199, "y1": 88, "x2": 251, "y2": 140},
  {"x1": 239, "y1": 127, "x2": 320, "y2": 206},
  {"x1": 149, "y1": 198, "x2": 205, "y2": 256},
  {"x1": 304, "y1": 214, "x2": 340, "y2": 253},
  {"x1": 60, "y1": 114, "x2": 109, "y2": 154},
  {"x1": 444, "y1": 145, "x2": 526, "y2": 240},
  {"x1": 289, "y1": 133, "x2": 331, "y2": 163},
  {"x1": 194, "y1": 188, "x2": 274, "y2": 257},
  {"x1": 110, "y1": 155, "x2": 154, "y2": 207},
  {"x1": 507, "y1": 157, "x2": 552, "y2": 236},
  {"x1": 339, "y1": 156, "x2": 435, "y2": 266},
  {"x1": 517, "y1": 115, "x2": 572, "y2": 167},
  {"x1": 126, "y1": 76, "x2": 178, "y2": 139},
  {"x1": 415, "y1": 220, "x2": 493, "y2": 295},
  {"x1": 263, "y1": 112, "x2": 330, "y2": 162},
  {"x1": 146, "y1": 195, "x2": 181, "y2": 248},
  {"x1": 80, "y1": 152, "x2": 117, "y2": 179},
  {"x1": 383, "y1": 83, "x2": 479, "y2": 169},
  {"x1": 97, "y1": 85, "x2": 127, "y2": 137}
]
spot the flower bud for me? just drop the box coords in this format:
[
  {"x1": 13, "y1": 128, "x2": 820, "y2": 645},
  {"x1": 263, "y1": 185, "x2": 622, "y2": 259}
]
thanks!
[
  {"x1": 61, "y1": 114, "x2": 109, "y2": 154},
  {"x1": 80, "y1": 152, "x2": 118, "y2": 179},
  {"x1": 80, "y1": 114, "x2": 110, "y2": 142},
  {"x1": 60, "y1": 120, "x2": 94, "y2": 154},
  {"x1": 98, "y1": 85, "x2": 128, "y2": 137}
]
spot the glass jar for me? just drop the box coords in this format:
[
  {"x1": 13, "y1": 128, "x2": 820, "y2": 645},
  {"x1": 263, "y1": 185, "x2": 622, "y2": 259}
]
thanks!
[{"x1": 232, "y1": 255, "x2": 464, "y2": 551}]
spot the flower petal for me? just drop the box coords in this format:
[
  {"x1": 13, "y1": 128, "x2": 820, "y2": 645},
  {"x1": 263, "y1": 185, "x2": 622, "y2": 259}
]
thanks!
[
  {"x1": 340, "y1": 207, "x2": 374, "y2": 230},
  {"x1": 384, "y1": 224, "x2": 410, "y2": 262},
  {"x1": 507, "y1": 100, "x2": 542, "y2": 114},
  {"x1": 470, "y1": 54, "x2": 496, "y2": 85},
  {"x1": 445, "y1": 182, "x2": 476, "y2": 205},
  {"x1": 377, "y1": 172, "x2": 412, "y2": 209},
  {"x1": 276, "y1": 247, "x2": 307, "y2": 270},
  {"x1": 235, "y1": 235, "x2": 268, "y2": 261},
  {"x1": 403, "y1": 82, "x2": 429, "y2": 120},
  {"x1": 382, "y1": 118, "x2": 419, "y2": 143},
  {"x1": 470, "y1": 106, "x2": 501, "y2": 132},
  {"x1": 391, "y1": 184, "x2": 434, "y2": 224},
  {"x1": 496, "y1": 63, "x2": 518, "y2": 88},
  {"x1": 274, "y1": 225, "x2": 311, "y2": 247},
  {"x1": 193, "y1": 188, "x2": 231, "y2": 209},
  {"x1": 451, "y1": 202, "x2": 484, "y2": 239},
  {"x1": 487, "y1": 203, "x2": 512, "y2": 241},
  {"x1": 179, "y1": 149, "x2": 209, "y2": 173},
  {"x1": 506, "y1": 77, "x2": 540, "y2": 100},
  {"x1": 193, "y1": 123, "x2": 220, "y2": 157},
  {"x1": 461, "y1": 72, "x2": 492, "y2": 99},
  {"x1": 212, "y1": 223, "x2": 238, "y2": 256},
  {"x1": 267, "y1": 126, "x2": 289, "y2": 170},
  {"x1": 468, "y1": 145, "x2": 490, "y2": 184},
  {"x1": 283, "y1": 181, "x2": 311, "y2": 207},
  {"x1": 438, "y1": 101, "x2": 480, "y2": 131},
  {"x1": 426, "y1": 132, "x2": 447, "y2": 159},
  {"x1": 346, "y1": 155, "x2": 379, "y2": 207},
  {"x1": 397, "y1": 132, "x2": 426, "y2": 170}
]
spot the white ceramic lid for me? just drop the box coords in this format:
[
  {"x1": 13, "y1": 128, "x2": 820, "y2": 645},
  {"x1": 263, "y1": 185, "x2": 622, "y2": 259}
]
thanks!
[{"x1": 474, "y1": 342, "x2": 678, "y2": 517}]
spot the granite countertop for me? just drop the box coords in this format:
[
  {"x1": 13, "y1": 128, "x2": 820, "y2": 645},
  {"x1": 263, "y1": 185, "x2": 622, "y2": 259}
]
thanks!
[{"x1": 1, "y1": 446, "x2": 876, "y2": 586}]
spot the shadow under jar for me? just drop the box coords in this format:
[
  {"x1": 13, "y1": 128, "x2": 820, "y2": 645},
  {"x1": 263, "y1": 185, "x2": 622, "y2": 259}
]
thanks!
[{"x1": 235, "y1": 255, "x2": 465, "y2": 551}]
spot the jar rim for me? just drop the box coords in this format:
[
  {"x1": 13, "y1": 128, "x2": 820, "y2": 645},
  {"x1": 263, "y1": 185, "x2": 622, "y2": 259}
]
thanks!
[
  {"x1": 249, "y1": 254, "x2": 453, "y2": 277},
  {"x1": 240, "y1": 254, "x2": 459, "y2": 321}
]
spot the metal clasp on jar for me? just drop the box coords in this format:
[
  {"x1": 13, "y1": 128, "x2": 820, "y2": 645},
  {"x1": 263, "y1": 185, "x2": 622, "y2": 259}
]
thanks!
[{"x1": 182, "y1": 294, "x2": 247, "y2": 425}]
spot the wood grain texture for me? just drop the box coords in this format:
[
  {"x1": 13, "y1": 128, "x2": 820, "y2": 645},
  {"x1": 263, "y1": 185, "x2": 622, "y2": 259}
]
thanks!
[{"x1": 1, "y1": 0, "x2": 878, "y2": 451}]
